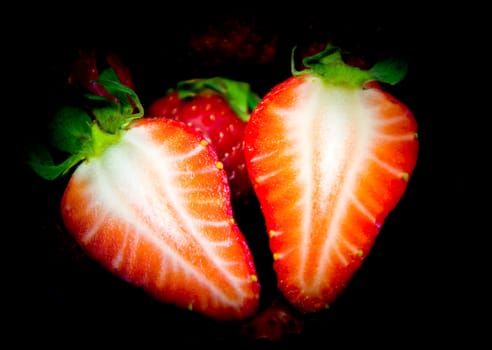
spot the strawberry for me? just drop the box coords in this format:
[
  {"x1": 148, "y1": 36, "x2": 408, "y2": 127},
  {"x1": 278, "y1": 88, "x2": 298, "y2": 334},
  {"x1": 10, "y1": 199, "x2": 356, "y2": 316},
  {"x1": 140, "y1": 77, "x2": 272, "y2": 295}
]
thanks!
[
  {"x1": 243, "y1": 44, "x2": 419, "y2": 313},
  {"x1": 67, "y1": 48, "x2": 136, "y2": 101},
  {"x1": 28, "y1": 69, "x2": 261, "y2": 321},
  {"x1": 240, "y1": 298, "x2": 304, "y2": 341},
  {"x1": 146, "y1": 77, "x2": 261, "y2": 205},
  {"x1": 188, "y1": 17, "x2": 278, "y2": 66}
]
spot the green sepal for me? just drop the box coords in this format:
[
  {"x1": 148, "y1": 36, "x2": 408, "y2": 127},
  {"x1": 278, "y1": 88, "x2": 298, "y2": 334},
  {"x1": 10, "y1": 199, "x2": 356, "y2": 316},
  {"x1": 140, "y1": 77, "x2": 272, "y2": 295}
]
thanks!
[
  {"x1": 369, "y1": 58, "x2": 408, "y2": 85},
  {"x1": 27, "y1": 143, "x2": 87, "y2": 180},
  {"x1": 89, "y1": 69, "x2": 144, "y2": 134},
  {"x1": 176, "y1": 77, "x2": 260, "y2": 122},
  {"x1": 49, "y1": 105, "x2": 93, "y2": 154},
  {"x1": 292, "y1": 44, "x2": 408, "y2": 88},
  {"x1": 27, "y1": 67, "x2": 144, "y2": 181}
]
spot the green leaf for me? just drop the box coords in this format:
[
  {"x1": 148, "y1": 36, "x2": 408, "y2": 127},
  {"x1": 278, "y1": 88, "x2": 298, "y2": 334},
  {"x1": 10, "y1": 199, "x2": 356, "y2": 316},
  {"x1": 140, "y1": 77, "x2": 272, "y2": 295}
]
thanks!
[
  {"x1": 90, "y1": 98, "x2": 124, "y2": 134},
  {"x1": 177, "y1": 77, "x2": 260, "y2": 122},
  {"x1": 369, "y1": 58, "x2": 408, "y2": 85},
  {"x1": 93, "y1": 70, "x2": 144, "y2": 133},
  {"x1": 27, "y1": 67, "x2": 144, "y2": 181},
  {"x1": 27, "y1": 143, "x2": 86, "y2": 180},
  {"x1": 220, "y1": 78, "x2": 261, "y2": 122},
  {"x1": 99, "y1": 68, "x2": 142, "y2": 112},
  {"x1": 49, "y1": 106, "x2": 93, "y2": 154},
  {"x1": 292, "y1": 43, "x2": 408, "y2": 88}
]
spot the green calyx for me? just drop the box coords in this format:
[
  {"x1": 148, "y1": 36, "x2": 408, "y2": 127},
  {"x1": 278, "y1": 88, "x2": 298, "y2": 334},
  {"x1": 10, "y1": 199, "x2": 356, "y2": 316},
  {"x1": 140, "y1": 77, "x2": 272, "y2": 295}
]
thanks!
[
  {"x1": 176, "y1": 77, "x2": 261, "y2": 122},
  {"x1": 292, "y1": 44, "x2": 408, "y2": 88},
  {"x1": 28, "y1": 68, "x2": 144, "y2": 180}
]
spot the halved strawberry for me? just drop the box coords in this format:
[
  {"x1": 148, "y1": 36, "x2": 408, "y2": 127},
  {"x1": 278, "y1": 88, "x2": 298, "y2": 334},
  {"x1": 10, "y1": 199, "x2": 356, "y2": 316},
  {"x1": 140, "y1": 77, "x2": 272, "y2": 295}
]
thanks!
[
  {"x1": 146, "y1": 77, "x2": 260, "y2": 205},
  {"x1": 244, "y1": 45, "x2": 418, "y2": 313},
  {"x1": 28, "y1": 69, "x2": 260, "y2": 321}
]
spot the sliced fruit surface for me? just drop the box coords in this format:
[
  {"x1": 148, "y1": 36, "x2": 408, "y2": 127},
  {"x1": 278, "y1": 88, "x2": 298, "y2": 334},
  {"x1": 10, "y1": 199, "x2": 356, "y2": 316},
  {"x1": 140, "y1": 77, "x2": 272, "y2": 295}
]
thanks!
[
  {"x1": 245, "y1": 69, "x2": 418, "y2": 312},
  {"x1": 62, "y1": 117, "x2": 260, "y2": 320}
]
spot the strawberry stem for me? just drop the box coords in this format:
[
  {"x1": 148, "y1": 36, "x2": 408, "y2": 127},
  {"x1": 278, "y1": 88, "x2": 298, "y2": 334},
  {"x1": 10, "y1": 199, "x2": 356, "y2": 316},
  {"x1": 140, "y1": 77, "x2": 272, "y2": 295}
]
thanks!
[
  {"x1": 176, "y1": 77, "x2": 260, "y2": 122},
  {"x1": 292, "y1": 44, "x2": 408, "y2": 87},
  {"x1": 90, "y1": 122, "x2": 121, "y2": 158}
]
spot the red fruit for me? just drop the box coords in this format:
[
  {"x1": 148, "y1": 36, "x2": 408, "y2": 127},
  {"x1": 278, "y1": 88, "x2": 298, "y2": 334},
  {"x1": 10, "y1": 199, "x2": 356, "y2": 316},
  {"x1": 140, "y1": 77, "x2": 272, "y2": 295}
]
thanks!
[
  {"x1": 67, "y1": 48, "x2": 135, "y2": 101},
  {"x1": 244, "y1": 45, "x2": 418, "y2": 313},
  {"x1": 189, "y1": 18, "x2": 278, "y2": 65},
  {"x1": 147, "y1": 77, "x2": 260, "y2": 204},
  {"x1": 240, "y1": 298, "x2": 304, "y2": 341},
  {"x1": 28, "y1": 76, "x2": 260, "y2": 321},
  {"x1": 104, "y1": 51, "x2": 135, "y2": 91}
]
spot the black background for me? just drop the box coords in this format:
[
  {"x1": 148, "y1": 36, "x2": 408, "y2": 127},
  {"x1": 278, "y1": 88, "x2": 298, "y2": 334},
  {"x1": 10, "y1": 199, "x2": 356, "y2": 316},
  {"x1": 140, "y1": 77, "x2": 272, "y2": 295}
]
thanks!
[{"x1": 11, "y1": 7, "x2": 472, "y2": 348}]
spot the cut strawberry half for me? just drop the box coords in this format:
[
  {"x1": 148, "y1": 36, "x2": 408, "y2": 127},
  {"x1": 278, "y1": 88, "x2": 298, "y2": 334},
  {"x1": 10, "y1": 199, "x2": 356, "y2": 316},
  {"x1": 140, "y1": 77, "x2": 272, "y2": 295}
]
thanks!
[
  {"x1": 28, "y1": 70, "x2": 260, "y2": 320},
  {"x1": 244, "y1": 45, "x2": 419, "y2": 313}
]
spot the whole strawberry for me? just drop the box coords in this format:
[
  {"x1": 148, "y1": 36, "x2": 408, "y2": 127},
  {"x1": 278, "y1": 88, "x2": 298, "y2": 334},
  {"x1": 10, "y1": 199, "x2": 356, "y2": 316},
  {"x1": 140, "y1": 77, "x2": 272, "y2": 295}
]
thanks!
[
  {"x1": 67, "y1": 48, "x2": 136, "y2": 101},
  {"x1": 188, "y1": 18, "x2": 278, "y2": 66},
  {"x1": 147, "y1": 77, "x2": 261, "y2": 205}
]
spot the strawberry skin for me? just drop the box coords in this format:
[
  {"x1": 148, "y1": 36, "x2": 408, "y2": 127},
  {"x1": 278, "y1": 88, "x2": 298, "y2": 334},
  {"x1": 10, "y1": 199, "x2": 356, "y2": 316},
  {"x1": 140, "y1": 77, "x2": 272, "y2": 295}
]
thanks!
[{"x1": 244, "y1": 46, "x2": 418, "y2": 313}]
